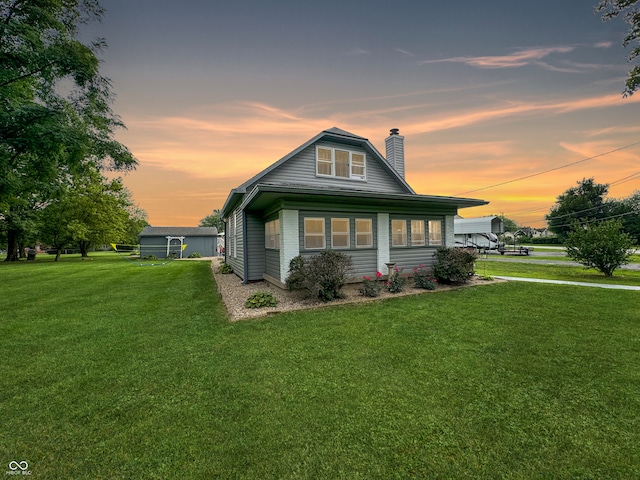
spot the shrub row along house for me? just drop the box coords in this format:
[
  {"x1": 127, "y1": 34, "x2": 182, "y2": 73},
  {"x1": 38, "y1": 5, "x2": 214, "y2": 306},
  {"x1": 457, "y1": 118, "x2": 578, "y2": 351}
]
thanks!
[{"x1": 221, "y1": 127, "x2": 487, "y2": 286}]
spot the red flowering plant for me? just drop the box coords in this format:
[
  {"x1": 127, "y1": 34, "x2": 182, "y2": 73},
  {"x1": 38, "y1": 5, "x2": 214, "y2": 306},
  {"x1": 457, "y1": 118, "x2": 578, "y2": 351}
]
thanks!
[
  {"x1": 359, "y1": 271, "x2": 384, "y2": 297},
  {"x1": 413, "y1": 264, "x2": 438, "y2": 290},
  {"x1": 387, "y1": 266, "x2": 407, "y2": 293}
]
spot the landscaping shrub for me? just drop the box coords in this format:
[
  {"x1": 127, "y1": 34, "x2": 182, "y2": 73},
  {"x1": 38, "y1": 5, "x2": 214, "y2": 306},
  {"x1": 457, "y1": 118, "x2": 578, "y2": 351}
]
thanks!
[
  {"x1": 359, "y1": 272, "x2": 384, "y2": 297},
  {"x1": 305, "y1": 250, "x2": 353, "y2": 301},
  {"x1": 285, "y1": 255, "x2": 306, "y2": 290},
  {"x1": 217, "y1": 262, "x2": 234, "y2": 274},
  {"x1": 188, "y1": 252, "x2": 202, "y2": 258},
  {"x1": 286, "y1": 250, "x2": 353, "y2": 302},
  {"x1": 387, "y1": 266, "x2": 407, "y2": 293},
  {"x1": 413, "y1": 264, "x2": 437, "y2": 290},
  {"x1": 432, "y1": 247, "x2": 477, "y2": 285},
  {"x1": 245, "y1": 292, "x2": 277, "y2": 308},
  {"x1": 142, "y1": 255, "x2": 157, "y2": 260}
]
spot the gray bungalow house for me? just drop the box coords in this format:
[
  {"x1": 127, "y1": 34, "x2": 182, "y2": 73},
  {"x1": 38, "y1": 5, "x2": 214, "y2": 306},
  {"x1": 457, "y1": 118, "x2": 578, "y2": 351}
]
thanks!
[{"x1": 221, "y1": 127, "x2": 487, "y2": 286}]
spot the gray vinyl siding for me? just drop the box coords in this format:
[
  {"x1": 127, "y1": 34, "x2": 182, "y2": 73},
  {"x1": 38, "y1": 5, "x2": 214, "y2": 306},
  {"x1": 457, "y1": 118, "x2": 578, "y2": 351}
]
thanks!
[
  {"x1": 245, "y1": 213, "x2": 265, "y2": 281},
  {"x1": 227, "y1": 209, "x2": 244, "y2": 280},
  {"x1": 247, "y1": 143, "x2": 407, "y2": 195},
  {"x1": 298, "y1": 211, "x2": 379, "y2": 278},
  {"x1": 265, "y1": 249, "x2": 280, "y2": 280},
  {"x1": 182, "y1": 236, "x2": 215, "y2": 258},
  {"x1": 389, "y1": 248, "x2": 438, "y2": 272}
]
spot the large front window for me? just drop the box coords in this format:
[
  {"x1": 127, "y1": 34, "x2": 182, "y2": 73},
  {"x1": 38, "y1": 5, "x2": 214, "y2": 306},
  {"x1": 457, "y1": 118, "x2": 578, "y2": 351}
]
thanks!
[
  {"x1": 428, "y1": 220, "x2": 442, "y2": 245},
  {"x1": 355, "y1": 219, "x2": 372, "y2": 248},
  {"x1": 331, "y1": 218, "x2": 350, "y2": 248},
  {"x1": 411, "y1": 220, "x2": 425, "y2": 246},
  {"x1": 316, "y1": 146, "x2": 366, "y2": 181},
  {"x1": 304, "y1": 218, "x2": 325, "y2": 250},
  {"x1": 392, "y1": 220, "x2": 407, "y2": 247}
]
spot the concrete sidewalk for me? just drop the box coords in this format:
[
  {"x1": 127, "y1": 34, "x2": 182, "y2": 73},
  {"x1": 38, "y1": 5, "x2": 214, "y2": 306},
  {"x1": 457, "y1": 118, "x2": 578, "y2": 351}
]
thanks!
[{"x1": 495, "y1": 276, "x2": 640, "y2": 291}]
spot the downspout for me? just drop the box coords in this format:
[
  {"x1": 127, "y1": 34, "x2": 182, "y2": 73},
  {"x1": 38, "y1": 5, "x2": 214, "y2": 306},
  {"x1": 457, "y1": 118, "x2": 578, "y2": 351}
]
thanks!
[{"x1": 242, "y1": 209, "x2": 249, "y2": 285}]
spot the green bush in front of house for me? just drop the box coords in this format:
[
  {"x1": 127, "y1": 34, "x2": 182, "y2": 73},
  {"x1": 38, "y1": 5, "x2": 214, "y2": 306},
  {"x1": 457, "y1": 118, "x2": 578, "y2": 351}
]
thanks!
[
  {"x1": 285, "y1": 250, "x2": 353, "y2": 302},
  {"x1": 285, "y1": 255, "x2": 306, "y2": 290},
  {"x1": 432, "y1": 247, "x2": 477, "y2": 285}
]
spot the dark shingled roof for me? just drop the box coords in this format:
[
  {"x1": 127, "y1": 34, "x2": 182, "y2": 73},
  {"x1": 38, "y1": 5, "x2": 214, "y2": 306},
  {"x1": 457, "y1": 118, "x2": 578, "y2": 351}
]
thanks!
[{"x1": 140, "y1": 226, "x2": 218, "y2": 237}]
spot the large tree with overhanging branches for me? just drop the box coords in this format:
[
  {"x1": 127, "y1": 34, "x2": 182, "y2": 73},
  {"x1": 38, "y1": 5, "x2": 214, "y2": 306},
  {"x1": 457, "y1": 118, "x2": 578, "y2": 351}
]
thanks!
[
  {"x1": 0, "y1": 0, "x2": 137, "y2": 260},
  {"x1": 596, "y1": 0, "x2": 640, "y2": 95}
]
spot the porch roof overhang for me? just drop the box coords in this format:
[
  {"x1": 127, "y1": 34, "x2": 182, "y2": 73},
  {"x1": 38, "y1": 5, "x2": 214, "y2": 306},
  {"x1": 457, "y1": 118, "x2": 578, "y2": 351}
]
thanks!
[{"x1": 237, "y1": 183, "x2": 487, "y2": 216}]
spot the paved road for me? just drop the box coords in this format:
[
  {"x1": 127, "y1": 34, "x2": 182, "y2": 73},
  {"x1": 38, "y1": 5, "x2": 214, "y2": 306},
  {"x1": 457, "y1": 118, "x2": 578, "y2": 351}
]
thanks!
[
  {"x1": 479, "y1": 253, "x2": 640, "y2": 271},
  {"x1": 494, "y1": 276, "x2": 640, "y2": 290}
]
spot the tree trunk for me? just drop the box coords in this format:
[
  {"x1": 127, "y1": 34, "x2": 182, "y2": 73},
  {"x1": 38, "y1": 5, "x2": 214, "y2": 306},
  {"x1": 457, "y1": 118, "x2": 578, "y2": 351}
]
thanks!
[
  {"x1": 5, "y1": 228, "x2": 20, "y2": 261},
  {"x1": 79, "y1": 240, "x2": 90, "y2": 258}
]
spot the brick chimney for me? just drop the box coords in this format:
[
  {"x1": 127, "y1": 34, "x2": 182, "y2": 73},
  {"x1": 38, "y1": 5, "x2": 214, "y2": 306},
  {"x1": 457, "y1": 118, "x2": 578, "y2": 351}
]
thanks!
[{"x1": 385, "y1": 128, "x2": 405, "y2": 178}]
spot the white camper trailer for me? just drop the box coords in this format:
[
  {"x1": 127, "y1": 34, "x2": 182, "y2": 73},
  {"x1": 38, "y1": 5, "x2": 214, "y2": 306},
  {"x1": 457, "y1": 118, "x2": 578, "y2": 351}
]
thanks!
[{"x1": 454, "y1": 216, "x2": 504, "y2": 250}]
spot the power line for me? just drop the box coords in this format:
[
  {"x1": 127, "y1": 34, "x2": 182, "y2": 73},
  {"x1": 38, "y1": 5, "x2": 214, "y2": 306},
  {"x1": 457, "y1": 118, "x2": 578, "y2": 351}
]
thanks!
[
  {"x1": 454, "y1": 140, "x2": 640, "y2": 196},
  {"x1": 610, "y1": 171, "x2": 640, "y2": 187},
  {"x1": 498, "y1": 171, "x2": 640, "y2": 225},
  {"x1": 549, "y1": 210, "x2": 640, "y2": 229}
]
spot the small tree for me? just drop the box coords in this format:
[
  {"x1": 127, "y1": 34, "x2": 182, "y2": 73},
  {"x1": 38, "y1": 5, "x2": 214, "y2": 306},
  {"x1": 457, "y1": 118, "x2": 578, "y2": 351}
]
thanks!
[
  {"x1": 565, "y1": 220, "x2": 633, "y2": 276},
  {"x1": 199, "y1": 209, "x2": 224, "y2": 232}
]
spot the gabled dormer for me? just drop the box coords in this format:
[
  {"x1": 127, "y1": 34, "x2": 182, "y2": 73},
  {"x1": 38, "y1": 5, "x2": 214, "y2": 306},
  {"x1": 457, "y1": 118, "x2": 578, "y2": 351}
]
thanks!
[{"x1": 222, "y1": 127, "x2": 415, "y2": 216}]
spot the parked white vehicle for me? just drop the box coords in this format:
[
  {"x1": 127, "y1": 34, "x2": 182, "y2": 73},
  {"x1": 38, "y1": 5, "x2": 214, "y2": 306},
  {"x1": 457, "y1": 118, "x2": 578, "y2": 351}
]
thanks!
[{"x1": 454, "y1": 216, "x2": 504, "y2": 250}]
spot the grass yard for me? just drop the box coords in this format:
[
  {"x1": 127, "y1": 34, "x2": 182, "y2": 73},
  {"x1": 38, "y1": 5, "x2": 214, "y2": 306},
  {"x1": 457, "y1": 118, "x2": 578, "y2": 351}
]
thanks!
[{"x1": 1, "y1": 254, "x2": 639, "y2": 478}]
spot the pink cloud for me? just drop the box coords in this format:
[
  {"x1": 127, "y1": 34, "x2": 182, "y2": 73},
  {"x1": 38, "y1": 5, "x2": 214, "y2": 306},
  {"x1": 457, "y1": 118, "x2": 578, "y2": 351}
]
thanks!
[{"x1": 420, "y1": 46, "x2": 575, "y2": 68}]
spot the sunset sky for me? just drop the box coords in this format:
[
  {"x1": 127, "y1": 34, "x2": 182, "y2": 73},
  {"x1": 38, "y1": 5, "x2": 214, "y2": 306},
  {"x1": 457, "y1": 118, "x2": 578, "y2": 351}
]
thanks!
[{"x1": 83, "y1": 0, "x2": 640, "y2": 228}]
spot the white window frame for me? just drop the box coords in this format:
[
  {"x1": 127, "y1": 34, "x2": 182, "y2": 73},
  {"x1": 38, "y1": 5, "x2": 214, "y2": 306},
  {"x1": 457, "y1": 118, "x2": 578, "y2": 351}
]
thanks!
[
  {"x1": 355, "y1": 218, "x2": 373, "y2": 248},
  {"x1": 428, "y1": 220, "x2": 443, "y2": 246},
  {"x1": 316, "y1": 146, "x2": 366, "y2": 181},
  {"x1": 304, "y1": 218, "x2": 326, "y2": 250},
  {"x1": 411, "y1": 220, "x2": 425, "y2": 246},
  {"x1": 351, "y1": 153, "x2": 365, "y2": 180},
  {"x1": 331, "y1": 218, "x2": 350, "y2": 249},
  {"x1": 317, "y1": 147, "x2": 333, "y2": 176},
  {"x1": 265, "y1": 219, "x2": 280, "y2": 250},
  {"x1": 391, "y1": 219, "x2": 407, "y2": 247}
]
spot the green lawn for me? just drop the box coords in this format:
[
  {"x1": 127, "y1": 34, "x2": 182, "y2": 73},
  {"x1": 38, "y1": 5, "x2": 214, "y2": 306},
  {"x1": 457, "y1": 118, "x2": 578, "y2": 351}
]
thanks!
[{"x1": 2, "y1": 254, "x2": 639, "y2": 478}]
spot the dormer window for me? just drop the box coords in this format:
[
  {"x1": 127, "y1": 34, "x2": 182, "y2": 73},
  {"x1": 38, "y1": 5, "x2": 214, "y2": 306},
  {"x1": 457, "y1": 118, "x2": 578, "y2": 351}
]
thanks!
[{"x1": 316, "y1": 146, "x2": 366, "y2": 180}]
